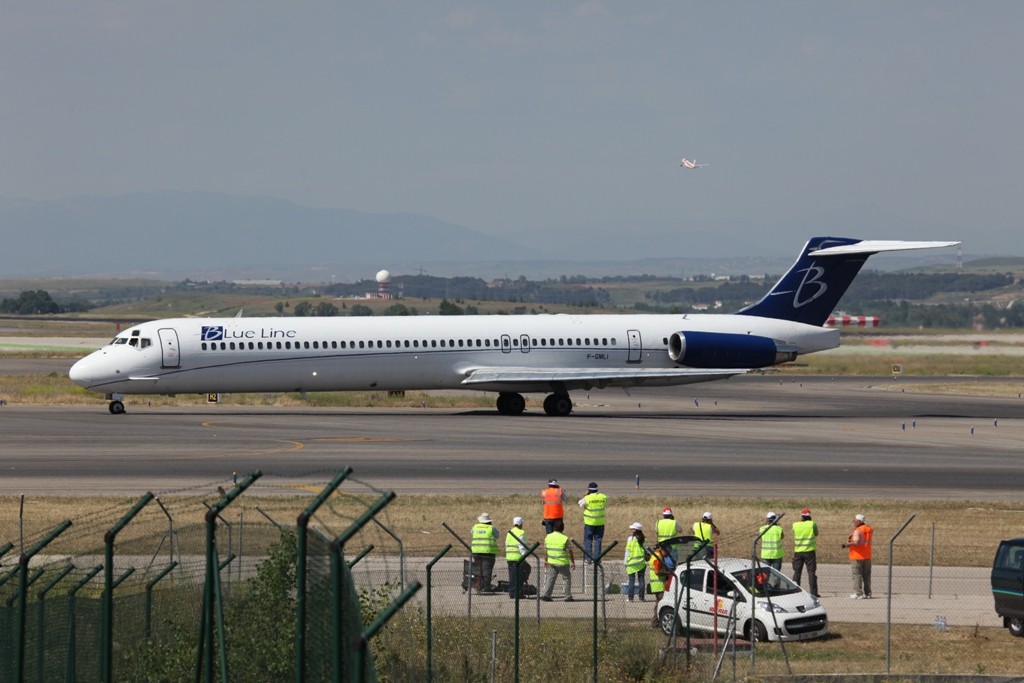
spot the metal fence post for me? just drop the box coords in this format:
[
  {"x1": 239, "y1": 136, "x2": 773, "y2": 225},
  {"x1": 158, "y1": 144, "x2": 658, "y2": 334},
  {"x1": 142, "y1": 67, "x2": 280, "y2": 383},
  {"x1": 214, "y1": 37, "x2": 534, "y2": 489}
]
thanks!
[
  {"x1": 36, "y1": 563, "x2": 75, "y2": 682},
  {"x1": 145, "y1": 562, "x2": 178, "y2": 639},
  {"x1": 512, "y1": 540, "x2": 541, "y2": 683},
  {"x1": 441, "y1": 521, "x2": 474, "y2": 621},
  {"x1": 331, "y1": 490, "x2": 396, "y2": 683},
  {"x1": 749, "y1": 513, "x2": 787, "y2": 675},
  {"x1": 102, "y1": 492, "x2": 154, "y2": 683},
  {"x1": 16, "y1": 519, "x2": 71, "y2": 683},
  {"x1": 886, "y1": 513, "x2": 916, "y2": 675},
  {"x1": 296, "y1": 467, "x2": 352, "y2": 683},
  {"x1": 585, "y1": 541, "x2": 618, "y2": 683},
  {"x1": 348, "y1": 545, "x2": 374, "y2": 568},
  {"x1": 354, "y1": 581, "x2": 422, "y2": 682},
  {"x1": 196, "y1": 470, "x2": 261, "y2": 683},
  {"x1": 65, "y1": 564, "x2": 102, "y2": 683},
  {"x1": 426, "y1": 545, "x2": 452, "y2": 683}
]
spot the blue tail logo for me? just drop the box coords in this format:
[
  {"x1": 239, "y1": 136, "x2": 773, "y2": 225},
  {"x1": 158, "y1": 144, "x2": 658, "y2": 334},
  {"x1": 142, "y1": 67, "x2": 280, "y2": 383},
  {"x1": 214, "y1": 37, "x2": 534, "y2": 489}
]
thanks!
[{"x1": 739, "y1": 237, "x2": 866, "y2": 326}]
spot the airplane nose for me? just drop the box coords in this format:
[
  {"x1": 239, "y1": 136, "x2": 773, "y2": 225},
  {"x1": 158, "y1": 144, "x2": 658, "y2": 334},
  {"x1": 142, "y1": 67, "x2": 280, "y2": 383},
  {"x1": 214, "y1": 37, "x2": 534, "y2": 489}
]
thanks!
[{"x1": 69, "y1": 356, "x2": 94, "y2": 386}]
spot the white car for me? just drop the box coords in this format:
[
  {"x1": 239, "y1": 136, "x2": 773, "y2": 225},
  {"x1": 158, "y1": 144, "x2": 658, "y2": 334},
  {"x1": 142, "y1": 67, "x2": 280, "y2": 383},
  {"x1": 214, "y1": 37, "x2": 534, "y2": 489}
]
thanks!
[{"x1": 657, "y1": 557, "x2": 828, "y2": 642}]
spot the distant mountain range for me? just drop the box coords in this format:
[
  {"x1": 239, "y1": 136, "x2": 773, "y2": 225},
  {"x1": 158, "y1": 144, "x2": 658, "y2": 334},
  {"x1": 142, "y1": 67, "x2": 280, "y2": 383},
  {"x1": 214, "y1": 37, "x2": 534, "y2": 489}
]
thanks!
[{"x1": 0, "y1": 192, "x2": 967, "y2": 281}]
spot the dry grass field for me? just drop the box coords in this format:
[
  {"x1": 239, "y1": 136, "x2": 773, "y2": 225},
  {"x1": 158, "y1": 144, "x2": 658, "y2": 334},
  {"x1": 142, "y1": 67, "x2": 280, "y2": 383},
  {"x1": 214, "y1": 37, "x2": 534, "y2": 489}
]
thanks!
[{"x1": 2, "y1": 493, "x2": 1020, "y2": 567}]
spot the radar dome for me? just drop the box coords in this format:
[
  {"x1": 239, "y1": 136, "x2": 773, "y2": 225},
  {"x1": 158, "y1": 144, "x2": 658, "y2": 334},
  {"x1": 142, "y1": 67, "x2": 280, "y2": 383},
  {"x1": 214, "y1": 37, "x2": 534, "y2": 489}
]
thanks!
[{"x1": 375, "y1": 269, "x2": 391, "y2": 284}]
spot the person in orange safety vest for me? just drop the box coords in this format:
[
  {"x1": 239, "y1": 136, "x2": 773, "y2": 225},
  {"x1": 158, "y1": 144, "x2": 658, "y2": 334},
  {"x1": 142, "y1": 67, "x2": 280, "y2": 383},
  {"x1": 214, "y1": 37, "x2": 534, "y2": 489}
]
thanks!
[
  {"x1": 842, "y1": 513, "x2": 873, "y2": 599},
  {"x1": 541, "y1": 479, "x2": 568, "y2": 534}
]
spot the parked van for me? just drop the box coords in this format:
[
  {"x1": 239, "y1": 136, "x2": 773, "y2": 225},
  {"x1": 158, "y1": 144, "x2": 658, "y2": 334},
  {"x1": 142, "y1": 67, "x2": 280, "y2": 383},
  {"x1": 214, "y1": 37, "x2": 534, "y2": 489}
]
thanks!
[{"x1": 992, "y1": 538, "x2": 1024, "y2": 636}]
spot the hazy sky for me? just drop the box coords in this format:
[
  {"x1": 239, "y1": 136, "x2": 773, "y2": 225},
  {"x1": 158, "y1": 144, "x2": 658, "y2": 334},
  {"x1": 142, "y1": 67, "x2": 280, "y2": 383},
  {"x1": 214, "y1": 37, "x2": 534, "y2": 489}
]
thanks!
[{"x1": 3, "y1": 2, "x2": 1022, "y2": 257}]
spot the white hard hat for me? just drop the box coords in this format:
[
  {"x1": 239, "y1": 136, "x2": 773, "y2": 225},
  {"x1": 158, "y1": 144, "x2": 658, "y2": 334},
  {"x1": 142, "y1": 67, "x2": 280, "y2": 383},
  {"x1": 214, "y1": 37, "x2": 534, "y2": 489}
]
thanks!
[
  {"x1": 513, "y1": 516, "x2": 524, "y2": 526},
  {"x1": 629, "y1": 522, "x2": 643, "y2": 531},
  {"x1": 702, "y1": 511, "x2": 713, "y2": 520},
  {"x1": 854, "y1": 514, "x2": 866, "y2": 522},
  {"x1": 767, "y1": 511, "x2": 777, "y2": 519}
]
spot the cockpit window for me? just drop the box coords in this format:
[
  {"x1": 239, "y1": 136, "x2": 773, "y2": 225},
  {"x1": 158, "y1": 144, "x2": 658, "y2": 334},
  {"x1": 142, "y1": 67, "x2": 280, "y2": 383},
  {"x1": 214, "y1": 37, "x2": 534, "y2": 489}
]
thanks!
[{"x1": 110, "y1": 334, "x2": 151, "y2": 349}]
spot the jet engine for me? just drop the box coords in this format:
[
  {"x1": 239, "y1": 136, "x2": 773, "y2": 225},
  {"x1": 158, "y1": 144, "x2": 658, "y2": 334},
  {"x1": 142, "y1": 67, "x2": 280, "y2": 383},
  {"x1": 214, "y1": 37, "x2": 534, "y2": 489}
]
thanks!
[{"x1": 667, "y1": 331, "x2": 796, "y2": 369}]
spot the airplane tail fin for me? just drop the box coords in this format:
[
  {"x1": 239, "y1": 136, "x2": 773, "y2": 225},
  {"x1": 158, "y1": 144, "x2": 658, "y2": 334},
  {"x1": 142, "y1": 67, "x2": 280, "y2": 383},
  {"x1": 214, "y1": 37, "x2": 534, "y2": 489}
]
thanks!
[{"x1": 737, "y1": 237, "x2": 959, "y2": 326}]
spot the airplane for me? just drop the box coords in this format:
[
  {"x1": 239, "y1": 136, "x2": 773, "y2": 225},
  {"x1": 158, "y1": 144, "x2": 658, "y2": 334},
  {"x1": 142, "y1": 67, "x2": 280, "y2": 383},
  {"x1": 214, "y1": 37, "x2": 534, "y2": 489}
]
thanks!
[
  {"x1": 69, "y1": 236, "x2": 958, "y2": 417},
  {"x1": 680, "y1": 158, "x2": 709, "y2": 169}
]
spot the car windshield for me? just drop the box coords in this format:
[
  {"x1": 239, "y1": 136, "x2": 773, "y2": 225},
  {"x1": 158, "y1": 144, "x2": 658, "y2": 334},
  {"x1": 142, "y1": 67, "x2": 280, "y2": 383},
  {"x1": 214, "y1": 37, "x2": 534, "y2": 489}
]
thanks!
[{"x1": 730, "y1": 567, "x2": 802, "y2": 597}]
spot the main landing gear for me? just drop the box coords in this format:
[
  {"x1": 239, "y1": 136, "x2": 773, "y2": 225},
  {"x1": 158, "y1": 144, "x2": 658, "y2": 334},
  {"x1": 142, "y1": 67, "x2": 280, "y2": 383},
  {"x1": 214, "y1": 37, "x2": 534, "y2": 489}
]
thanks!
[
  {"x1": 495, "y1": 392, "x2": 574, "y2": 416},
  {"x1": 496, "y1": 392, "x2": 526, "y2": 416},
  {"x1": 542, "y1": 393, "x2": 573, "y2": 417}
]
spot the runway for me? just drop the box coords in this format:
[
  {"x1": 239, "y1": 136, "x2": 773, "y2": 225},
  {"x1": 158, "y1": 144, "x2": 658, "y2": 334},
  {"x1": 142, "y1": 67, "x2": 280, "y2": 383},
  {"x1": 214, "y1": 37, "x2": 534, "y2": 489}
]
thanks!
[{"x1": 3, "y1": 375, "x2": 1024, "y2": 498}]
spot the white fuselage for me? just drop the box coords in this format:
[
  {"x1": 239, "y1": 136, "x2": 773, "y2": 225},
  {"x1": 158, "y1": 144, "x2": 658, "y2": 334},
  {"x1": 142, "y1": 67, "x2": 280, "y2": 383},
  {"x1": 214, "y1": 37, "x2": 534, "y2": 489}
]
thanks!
[{"x1": 69, "y1": 313, "x2": 838, "y2": 396}]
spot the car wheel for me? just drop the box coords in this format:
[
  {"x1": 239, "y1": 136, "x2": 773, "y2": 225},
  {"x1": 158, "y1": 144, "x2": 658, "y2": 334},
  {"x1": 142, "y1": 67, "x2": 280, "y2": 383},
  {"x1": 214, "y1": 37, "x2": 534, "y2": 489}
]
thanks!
[
  {"x1": 659, "y1": 606, "x2": 681, "y2": 636},
  {"x1": 746, "y1": 620, "x2": 769, "y2": 642},
  {"x1": 1009, "y1": 618, "x2": 1024, "y2": 637}
]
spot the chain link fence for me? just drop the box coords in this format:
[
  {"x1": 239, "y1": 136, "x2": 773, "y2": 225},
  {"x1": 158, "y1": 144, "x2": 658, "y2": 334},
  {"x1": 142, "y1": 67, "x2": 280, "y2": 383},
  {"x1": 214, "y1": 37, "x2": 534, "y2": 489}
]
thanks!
[{"x1": 1, "y1": 482, "x2": 1020, "y2": 682}]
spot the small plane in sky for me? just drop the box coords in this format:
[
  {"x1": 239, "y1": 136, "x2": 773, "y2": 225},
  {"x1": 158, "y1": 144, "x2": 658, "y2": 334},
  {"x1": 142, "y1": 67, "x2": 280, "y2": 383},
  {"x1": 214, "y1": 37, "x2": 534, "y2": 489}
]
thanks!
[
  {"x1": 680, "y1": 158, "x2": 709, "y2": 169},
  {"x1": 69, "y1": 237, "x2": 958, "y2": 416}
]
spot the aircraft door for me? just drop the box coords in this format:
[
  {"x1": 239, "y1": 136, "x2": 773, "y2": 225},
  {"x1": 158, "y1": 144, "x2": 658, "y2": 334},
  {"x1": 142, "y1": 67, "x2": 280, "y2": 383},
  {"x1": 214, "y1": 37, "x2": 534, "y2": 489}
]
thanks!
[
  {"x1": 158, "y1": 328, "x2": 181, "y2": 368},
  {"x1": 520, "y1": 334, "x2": 531, "y2": 353},
  {"x1": 627, "y1": 329, "x2": 642, "y2": 363},
  {"x1": 501, "y1": 334, "x2": 512, "y2": 354}
]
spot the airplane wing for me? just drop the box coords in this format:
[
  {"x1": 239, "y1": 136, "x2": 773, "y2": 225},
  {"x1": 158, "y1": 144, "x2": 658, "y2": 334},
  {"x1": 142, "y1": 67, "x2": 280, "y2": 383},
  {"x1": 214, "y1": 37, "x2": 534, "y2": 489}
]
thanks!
[{"x1": 461, "y1": 366, "x2": 748, "y2": 391}]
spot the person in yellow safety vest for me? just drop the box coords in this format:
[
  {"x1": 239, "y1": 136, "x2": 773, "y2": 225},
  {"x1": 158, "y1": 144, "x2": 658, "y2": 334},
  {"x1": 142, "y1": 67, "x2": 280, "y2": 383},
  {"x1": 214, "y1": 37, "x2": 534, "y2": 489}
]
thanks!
[
  {"x1": 624, "y1": 522, "x2": 647, "y2": 602},
  {"x1": 693, "y1": 511, "x2": 720, "y2": 559},
  {"x1": 578, "y1": 481, "x2": 607, "y2": 563},
  {"x1": 541, "y1": 478, "x2": 568, "y2": 534},
  {"x1": 759, "y1": 511, "x2": 784, "y2": 571},
  {"x1": 540, "y1": 519, "x2": 576, "y2": 602},
  {"x1": 656, "y1": 507, "x2": 683, "y2": 562},
  {"x1": 471, "y1": 512, "x2": 499, "y2": 593},
  {"x1": 647, "y1": 545, "x2": 672, "y2": 627},
  {"x1": 791, "y1": 507, "x2": 819, "y2": 597},
  {"x1": 505, "y1": 516, "x2": 532, "y2": 600}
]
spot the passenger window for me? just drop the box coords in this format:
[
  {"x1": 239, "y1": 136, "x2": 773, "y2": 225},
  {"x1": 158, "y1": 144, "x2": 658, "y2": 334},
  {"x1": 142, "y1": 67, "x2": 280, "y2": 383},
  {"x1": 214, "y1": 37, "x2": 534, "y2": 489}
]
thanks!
[
  {"x1": 202, "y1": 342, "x2": 208, "y2": 351},
  {"x1": 431, "y1": 340, "x2": 437, "y2": 348},
  {"x1": 611, "y1": 338, "x2": 617, "y2": 345},
  {"x1": 386, "y1": 340, "x2": 392, "y2": 348},
  {"x1": 248, "y1": 342, "x2": 254, "y2": 350},
  {"x1": 376, "y1": 340, "x2": 383, "y2": 348}
]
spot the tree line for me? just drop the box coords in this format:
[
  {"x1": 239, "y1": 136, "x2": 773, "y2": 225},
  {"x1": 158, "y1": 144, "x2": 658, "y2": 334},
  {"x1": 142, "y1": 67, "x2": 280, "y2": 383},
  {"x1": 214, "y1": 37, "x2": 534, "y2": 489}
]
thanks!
[{"x1": 0, "y1": 289, "x2": 93, "y2": 314}]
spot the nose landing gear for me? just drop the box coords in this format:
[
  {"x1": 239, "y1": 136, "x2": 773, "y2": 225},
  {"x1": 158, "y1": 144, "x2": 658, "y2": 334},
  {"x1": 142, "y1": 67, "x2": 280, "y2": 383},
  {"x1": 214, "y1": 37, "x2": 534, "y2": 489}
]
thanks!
[{"x1": 106, "y1": 394, "x2": 126, "y2": 415}]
